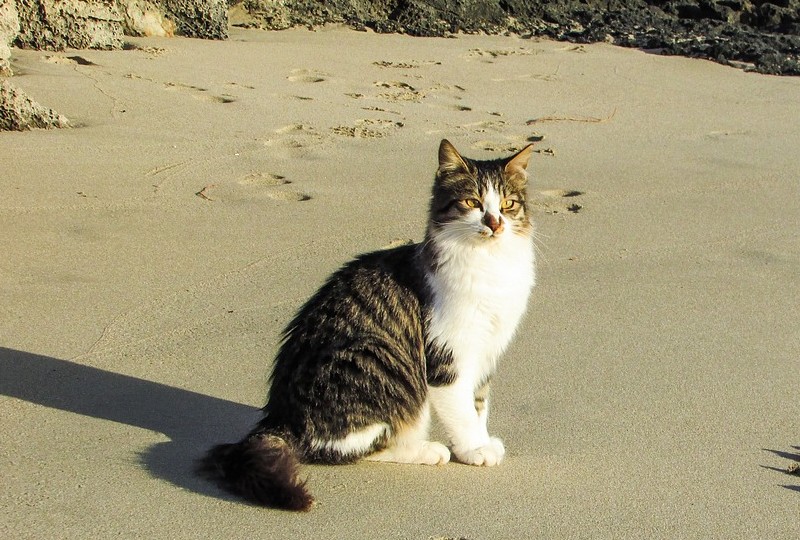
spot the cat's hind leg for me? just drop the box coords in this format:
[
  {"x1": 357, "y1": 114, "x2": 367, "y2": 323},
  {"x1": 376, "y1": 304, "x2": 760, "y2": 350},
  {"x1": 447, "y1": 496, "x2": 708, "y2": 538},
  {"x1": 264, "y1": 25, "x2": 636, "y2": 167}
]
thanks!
[{"x1": 365, "y1": 403, "x2": 450, "y2": 465}]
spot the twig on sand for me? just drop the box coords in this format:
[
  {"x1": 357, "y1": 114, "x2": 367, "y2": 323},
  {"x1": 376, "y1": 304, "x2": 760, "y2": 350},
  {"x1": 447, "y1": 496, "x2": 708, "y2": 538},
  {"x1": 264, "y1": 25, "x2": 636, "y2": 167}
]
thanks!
[
  {"x1": 527, "y1": 108, "x2": 617, "y2": 124},
  {"x1": 196, "y1": 184, "x2": 216, "y2": 201}
]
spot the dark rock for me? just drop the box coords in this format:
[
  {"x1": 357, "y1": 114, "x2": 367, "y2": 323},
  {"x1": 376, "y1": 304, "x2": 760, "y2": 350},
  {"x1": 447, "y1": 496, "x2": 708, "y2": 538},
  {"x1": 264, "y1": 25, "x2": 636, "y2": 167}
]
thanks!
[
  {"x1": 162, "y1": 0, "x2": 228, "y2": 39},
  {"x1": 230, "y1": 0, "x2": 800, "y2": 75}
]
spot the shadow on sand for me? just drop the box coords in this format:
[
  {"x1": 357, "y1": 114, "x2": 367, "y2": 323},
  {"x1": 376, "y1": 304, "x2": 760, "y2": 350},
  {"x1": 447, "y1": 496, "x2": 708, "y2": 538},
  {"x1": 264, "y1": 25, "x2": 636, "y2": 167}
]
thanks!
[
  {"x1": 762, "y1": 446, "x2": 800, "y2": 495},
  {"x1": 0, "y1": 347, "x2": 260, "y2": 499}
]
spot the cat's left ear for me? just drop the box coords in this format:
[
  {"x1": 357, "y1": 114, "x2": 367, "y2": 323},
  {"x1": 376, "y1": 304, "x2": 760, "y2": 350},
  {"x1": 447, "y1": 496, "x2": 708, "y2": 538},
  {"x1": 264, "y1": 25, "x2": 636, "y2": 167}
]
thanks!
[
  {"x1": 438, "y1": 139, "x2": 473, "y2": 176},
  {"x1": 504, "y1": 144, "x2": 535, "y2": 180}
]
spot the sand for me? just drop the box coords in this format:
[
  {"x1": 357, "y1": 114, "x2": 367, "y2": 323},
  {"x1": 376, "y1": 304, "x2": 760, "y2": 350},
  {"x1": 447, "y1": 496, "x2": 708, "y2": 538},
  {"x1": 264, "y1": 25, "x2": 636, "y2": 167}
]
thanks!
[{"x1": 1, "y1": 25, "x2": 799, "y2": 539}]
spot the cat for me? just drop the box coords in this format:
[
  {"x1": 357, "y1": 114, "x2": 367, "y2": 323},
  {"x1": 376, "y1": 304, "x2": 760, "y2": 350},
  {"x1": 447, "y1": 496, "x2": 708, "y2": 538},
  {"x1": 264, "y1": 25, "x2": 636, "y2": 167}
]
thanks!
[{"x1": 197, "y1": 139, "x2": 536, "y2": 511}]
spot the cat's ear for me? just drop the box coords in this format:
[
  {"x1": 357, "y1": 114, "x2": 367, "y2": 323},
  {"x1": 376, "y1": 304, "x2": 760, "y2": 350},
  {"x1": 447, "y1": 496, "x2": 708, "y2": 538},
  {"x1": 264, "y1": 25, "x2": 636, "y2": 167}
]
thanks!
[
  {"x1": 504, "y1": 144, "x2": 535, "y2": 180},
  {"x1": 438, "y1": 139, "x2": 472, "y2": 176}
]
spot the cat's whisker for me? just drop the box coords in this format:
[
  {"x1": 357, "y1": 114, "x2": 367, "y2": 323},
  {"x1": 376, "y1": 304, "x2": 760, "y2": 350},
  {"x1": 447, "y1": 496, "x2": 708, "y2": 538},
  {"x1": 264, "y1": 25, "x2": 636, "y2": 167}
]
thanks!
[
  {"x1": 527, "y1": 229, "x2": 550, "y2": 263},
  {"x1": 530, "y1": 229, "x2": 550, "y2": 245},
  {"x1": 532, "y1": 241, "x2": 549, "y2": 265}
]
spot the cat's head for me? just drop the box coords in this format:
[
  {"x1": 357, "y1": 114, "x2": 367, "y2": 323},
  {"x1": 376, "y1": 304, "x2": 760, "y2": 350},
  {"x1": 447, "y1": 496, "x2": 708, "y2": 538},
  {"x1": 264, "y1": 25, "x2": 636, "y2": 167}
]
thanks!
[{"x1": 427, "y1": 139, "x2": 534, "y2": 244}]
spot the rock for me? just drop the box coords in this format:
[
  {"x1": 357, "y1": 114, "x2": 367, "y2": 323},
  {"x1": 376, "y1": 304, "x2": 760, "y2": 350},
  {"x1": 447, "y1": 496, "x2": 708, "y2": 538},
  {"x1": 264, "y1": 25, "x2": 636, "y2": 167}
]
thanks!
[
  {"x1": 119, "y1": 0, "x2": 229, "y2": 39},
  {"x1": 160, "y1": 0, "x2": 228, "y2": 39},
  {"x1": 0, "y1": 80, "x2": 70, "y2": 130},
  {"x1": 229, "y1": 0, "x2": 354, "y2": 31},
  {"x1": 228, "y1": 1, "x2": 292, "y2": 30},
  {"x1": 14, "y1": 0, "x2": 125, "y2": 50},
  {"x1": 119, "y1": 0, "x2": 176, "y2": 37},
  {"x1": 0, "y1": 0, "x2": 20, "y2": 75},
  {"x1": 11, "y1": 1, "x2": 227, "y2": 50}
]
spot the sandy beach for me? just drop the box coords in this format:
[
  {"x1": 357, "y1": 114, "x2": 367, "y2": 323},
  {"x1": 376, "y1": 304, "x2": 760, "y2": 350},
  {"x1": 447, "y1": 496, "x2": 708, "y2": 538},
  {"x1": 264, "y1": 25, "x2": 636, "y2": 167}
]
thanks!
[{"x1": 1, "y1": 25, "x2": 799, "y2": 538}]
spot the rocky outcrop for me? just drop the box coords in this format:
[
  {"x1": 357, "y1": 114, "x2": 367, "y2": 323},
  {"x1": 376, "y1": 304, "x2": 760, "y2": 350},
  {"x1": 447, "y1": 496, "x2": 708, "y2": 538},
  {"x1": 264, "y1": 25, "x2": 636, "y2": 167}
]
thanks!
[
  {"x1": 120, "y1": 0, "x2": 176, "y2": 37},
  {"x1": 3, "y1": 1, "x2": 798, "y2": 76},
  {"x1": 9, "y1": 0, "x2": 227, "y2": 51},
  {"x1": 119, "y1": 1, "x2": 228, "y2": 39},
  {"x1": 14, "y1": 0, "x2": 124, "y2": 50},
  {"x1": 161, "y1": 0, "x2": 228, "y2": 39},
  {"x1": 0, "y1": 80, "x2": 70, "y2": 130},
  {"x1": 0, "y1": 0, "x2": 20, "y2": 75},
  {"x1": 230, "y1": 1, "x2": 800, "y2": 75}
]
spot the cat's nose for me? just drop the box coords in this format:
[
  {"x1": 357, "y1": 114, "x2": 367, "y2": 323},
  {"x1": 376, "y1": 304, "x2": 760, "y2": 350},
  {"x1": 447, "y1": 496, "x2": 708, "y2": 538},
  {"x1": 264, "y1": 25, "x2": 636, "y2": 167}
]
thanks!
[{"x1": 482, "y1": 213, "x2": 504, "y2": 234}]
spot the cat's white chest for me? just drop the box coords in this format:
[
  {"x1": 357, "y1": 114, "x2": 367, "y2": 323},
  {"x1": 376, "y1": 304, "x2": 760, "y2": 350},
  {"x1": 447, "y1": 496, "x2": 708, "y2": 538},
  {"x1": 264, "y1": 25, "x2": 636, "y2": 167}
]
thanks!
[{"x1": 426, "y1": 234, "x2": 535, "y2": 382}]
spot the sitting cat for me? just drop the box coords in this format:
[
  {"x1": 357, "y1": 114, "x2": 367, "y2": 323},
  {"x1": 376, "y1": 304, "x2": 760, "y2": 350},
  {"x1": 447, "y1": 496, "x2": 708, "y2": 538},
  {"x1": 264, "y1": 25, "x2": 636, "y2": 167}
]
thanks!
[{"x1": 198, "y1": 139, "x2": 536, "y2": 511}]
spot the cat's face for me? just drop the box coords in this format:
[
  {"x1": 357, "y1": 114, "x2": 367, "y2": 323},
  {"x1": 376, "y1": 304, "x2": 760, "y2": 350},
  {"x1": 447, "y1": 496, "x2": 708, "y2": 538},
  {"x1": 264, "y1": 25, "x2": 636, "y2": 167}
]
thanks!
[{"x1": 428, "y1": 140, "x2": 533, "y2": 244}]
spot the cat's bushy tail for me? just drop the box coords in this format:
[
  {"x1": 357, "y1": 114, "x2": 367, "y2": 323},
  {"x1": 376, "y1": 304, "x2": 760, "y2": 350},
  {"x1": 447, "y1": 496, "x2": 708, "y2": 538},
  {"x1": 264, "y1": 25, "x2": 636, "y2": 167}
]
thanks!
[{"x1": 196, "y1": 432, "x2": 313, "y2": 511}]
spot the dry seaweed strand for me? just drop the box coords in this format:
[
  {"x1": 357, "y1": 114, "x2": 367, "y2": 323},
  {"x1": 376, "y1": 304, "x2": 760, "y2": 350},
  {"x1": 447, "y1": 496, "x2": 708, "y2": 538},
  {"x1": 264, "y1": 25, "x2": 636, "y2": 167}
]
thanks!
[
  {"x1": 527, "y1": 108, "x2": 617, "y2": 125},
  {"x1": 196, "y1": 184, "x2": 216, "y2": 201}
]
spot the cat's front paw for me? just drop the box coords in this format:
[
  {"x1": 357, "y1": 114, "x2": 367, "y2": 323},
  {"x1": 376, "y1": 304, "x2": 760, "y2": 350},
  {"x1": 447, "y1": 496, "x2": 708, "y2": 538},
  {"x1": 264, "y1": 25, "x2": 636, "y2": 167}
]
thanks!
[
  {"x1": 419, "y1": 441, "x2": 451, "y2": 465},
  {"x1": 454, "y1": 437, "x2": 505, "y2": 466}
]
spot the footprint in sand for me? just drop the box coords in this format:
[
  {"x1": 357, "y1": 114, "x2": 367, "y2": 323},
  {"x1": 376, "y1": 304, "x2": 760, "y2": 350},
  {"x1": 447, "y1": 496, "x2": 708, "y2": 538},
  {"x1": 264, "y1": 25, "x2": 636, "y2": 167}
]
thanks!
[
  {"x1": 225, "y1": 81, "x2": 255, "y2": 90},
  {"x1": 360, "y1": 105, "x2": 403, "y2": 116},
  {"x1": 330, "y1": 118, "x2": 404, "y2": 139},
  {"x1": 238, "y1": 172, "x2": 291, "y2": 187},
  {"x1": 559, "y1": 45, "x2": 587, "y2": 53},
  {"x1": 374, "y1": 81, "x2": 424, "y2": 103},
  {"x1": 472, "y1": 140, "x2": 523, "y2": 153},
  {"x1": 491, "y1": 72, "x2": 559, "y2": 83},
  {"x1": 371, "y1": 80, "x2": 470, "y2": 110},
  {"x1": 264, "y1": 123, "x2": 326, "y2": 158},
  {"x1": 425, "y1": 83, "x2": 471, "y2": 111},
  {"x1": 465, "y1": 47, "x2": 535, "y2": 62},
  {"x1": 375, "y1": 81, "x2": 417, "y2": 90},
  {"x1": 43, "y1": 54, "x2": 97, "y2": 66},
  {"x1": 273, "y1": 123, "x2": 317, "y2": 135},
  {"x1": 428, "y1": 83, "x2": 466, "y2": 94},
  {"x1": 470, "y1": 133, "x2": 548, "y2": 154},
  {"x1": 287, "y1": 69, "x2": 328, "y2": 83},
  {"x1": 163, "y1": 82, "x2": 236, "y2": 104},
  {"x1": 196, "y1": 172, "x2": 311, "y2": 203},
  {"x1": 532, "y1": 189, "x2": 584, "y2": 215},
  {"x1": 373, "y1": 60, "x2": 441, "y2": 69},
  {"x1": 462, "y1": 119, "x2": 508, "y2": 133},
  {"x1": 238, "y1": 173, "x2": 311, "y2": 202},
  {"x1": 123, "y1": 42, "x2": 168, "y2": 58}
]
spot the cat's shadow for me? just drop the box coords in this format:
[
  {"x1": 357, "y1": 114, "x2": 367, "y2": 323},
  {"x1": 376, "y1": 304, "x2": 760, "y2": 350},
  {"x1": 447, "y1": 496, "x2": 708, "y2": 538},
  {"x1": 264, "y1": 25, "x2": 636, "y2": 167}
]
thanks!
[{"x1": 0, "y1": 347, "x2": 259, "y2": 500}]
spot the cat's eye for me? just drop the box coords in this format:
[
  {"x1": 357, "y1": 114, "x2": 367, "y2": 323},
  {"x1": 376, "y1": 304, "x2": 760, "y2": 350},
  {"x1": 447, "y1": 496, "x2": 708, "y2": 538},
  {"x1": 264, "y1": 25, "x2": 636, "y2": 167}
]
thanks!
[
  {"x1": 501, "y1": 199, "x2": 518, "y2": 210},
  {"x1": 464, "y1": 198, "x2": 482, "y2": 209}
]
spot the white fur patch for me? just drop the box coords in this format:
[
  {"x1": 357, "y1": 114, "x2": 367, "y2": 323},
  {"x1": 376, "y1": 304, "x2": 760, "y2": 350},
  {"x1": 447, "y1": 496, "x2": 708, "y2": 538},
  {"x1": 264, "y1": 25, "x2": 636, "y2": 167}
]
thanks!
[
  {"x1": 483, "y1": 186, "x2": 502, "y2": 215},
  {"x1": 426, "y1": 199, "x2": 535, "y2": 456},
  {"x1": 310, "y1": 423, "x2": 388, "y2": 457},
  {"x1": 427, "y1": 215, "x2": 535, "y2": 379}
]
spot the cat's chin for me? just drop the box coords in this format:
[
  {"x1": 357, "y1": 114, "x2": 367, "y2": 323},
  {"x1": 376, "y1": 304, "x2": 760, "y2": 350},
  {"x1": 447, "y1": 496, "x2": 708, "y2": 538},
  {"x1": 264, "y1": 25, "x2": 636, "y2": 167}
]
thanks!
[{"x1": 478, "y1": 227, "x2": 517, "y2": 242}]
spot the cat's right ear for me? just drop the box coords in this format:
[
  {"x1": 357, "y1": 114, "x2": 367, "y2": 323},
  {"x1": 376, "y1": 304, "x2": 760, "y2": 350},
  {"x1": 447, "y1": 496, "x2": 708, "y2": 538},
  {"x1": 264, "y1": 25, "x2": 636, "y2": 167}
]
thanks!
[
  {"x1": 438, "y1": 139, "x2": 472, "y2": 176},
  {"x1": 504, "y1": 144, "x2": 535, "y2": 181}
]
